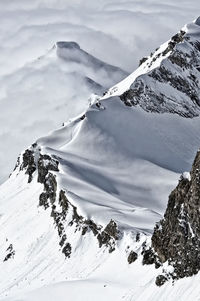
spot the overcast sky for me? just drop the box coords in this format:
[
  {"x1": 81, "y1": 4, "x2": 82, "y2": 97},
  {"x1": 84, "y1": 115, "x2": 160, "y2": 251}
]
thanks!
[
  {"x1": 0, "y1": 0, "x2": 200, "y2": 183},
  {"x1": 0, "y1": 0, "x2": 200, "y2": 74}
]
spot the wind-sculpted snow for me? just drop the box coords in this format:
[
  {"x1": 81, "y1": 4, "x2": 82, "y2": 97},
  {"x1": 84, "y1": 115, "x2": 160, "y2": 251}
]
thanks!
[
  {"x1": 1, "y1": 91, "x2": 200, "y2": 300},
  {"x1": 2, "y1": 15, "x2": 200, "y2": 301},
  {"x1": 0, "y1": 41, "x2": 127, "y2": 184},
  {"x1": 1, "y1": 0, "x2": 200, "y2": 184},
  {"x1": 56, "y1": 41, "x2": 127, "y2": 79}
]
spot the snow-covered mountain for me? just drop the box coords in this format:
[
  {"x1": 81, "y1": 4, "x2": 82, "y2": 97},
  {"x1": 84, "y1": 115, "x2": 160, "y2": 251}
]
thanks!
[
  {"x1": 0, "y1": 41, "x2": 127, "y2": 184},
  {"x1": 104, "y1": 16, "x2": 200, "y2": 117},
  {"x1": 1, "y1": 17, "x2": 200, "y2": 301}
]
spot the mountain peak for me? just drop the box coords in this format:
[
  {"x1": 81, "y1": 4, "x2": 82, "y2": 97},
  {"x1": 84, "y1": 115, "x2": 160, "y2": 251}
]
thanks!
[
  {"x1": 56, "y1": 41, "x2": 81, "y2": 50},
  {"x1": 55, "y1": 40, "x2": 128, "y2": 79},
  {"x1": 2, "y1": 18, "x2": 200, "y2": 300},
  {"x1": 102, "y1": 20, "x2": 200, "y2": 118},
  {"x1": 194, "y1": 16, "x2": 200, "y2": 26}
]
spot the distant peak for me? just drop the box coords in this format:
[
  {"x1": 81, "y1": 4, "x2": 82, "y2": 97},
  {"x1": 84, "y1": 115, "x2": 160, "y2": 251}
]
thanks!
[
  {"x1": 194, "y1": 16, "x2": 200, "y2": 26},
  {"x1": 56, "y1": 41, "x2": 80, "y2": 50}
]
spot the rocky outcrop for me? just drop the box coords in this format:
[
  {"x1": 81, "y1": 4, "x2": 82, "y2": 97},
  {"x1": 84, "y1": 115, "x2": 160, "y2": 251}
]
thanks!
[
  {"x1": 120, "y1": 27, "x2": 200, "y2": 117},
  {"x1": 155, "y1": 275, "x2": 168, "y2": 287},
  {"x1": 152, "y1": 150, "x2": 200, "y2": 281},
  {"x1": 18, "y1": 146, "x2": 121, "y2": 259},
  {"x1": 37, "y1": 154, "x2": 59, "y2": 183},
  {"x1": 4, "y1": 244, "x2": 15, "y2": 262},
  {"x1": 20, "y1": 149, "x2": 36, "y2": 183},
  {"x1": 97, "y1": 220, "x2": 120, "y2": 253},
  {"x1": 162, "y1": 30, "x2": 186, "y2": 56},
  {"x1": 127, "y1": 251, "x2": 138, "y2": 264}
]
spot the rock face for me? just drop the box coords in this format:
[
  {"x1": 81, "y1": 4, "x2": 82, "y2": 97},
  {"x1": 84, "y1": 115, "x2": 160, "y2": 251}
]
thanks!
[
  {"x1": 119, "y1": 20, "x2": 200, "y2": 117},
  {"x1": 152, "y1": 150, "x2": 200, "y2": 279},
  {"x1": 127, "y1": 251, "x2": 138, "y2": 264},
  {"x1": 19, "y1": 146, "x2": 121, "y2": 258},
  {"x1": 21, "y1": 149, "x2": 36, "y2": 183}
]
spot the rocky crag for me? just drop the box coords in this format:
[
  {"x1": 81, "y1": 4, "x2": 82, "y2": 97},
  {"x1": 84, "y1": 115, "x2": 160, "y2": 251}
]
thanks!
[
  {"x1": 148, "y1": 150, "x2": 200, "y2": 285},
  {"x1": 118, "y1": 18, "x2": 200, "y2": 117},
  {"x1": 15, "y1": 144, "x2": 122, "y2": 258}
]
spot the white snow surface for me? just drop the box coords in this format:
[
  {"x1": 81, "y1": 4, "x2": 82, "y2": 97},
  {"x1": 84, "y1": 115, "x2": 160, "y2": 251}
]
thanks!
[
  {"x1": 182, "y1": 172, "x2": 191, "y2": 181},
  {"x1": 1, "y1": 12, "x2": 200, "y2": 301},
  {"x1": 1, "y1": 0, "x2": 200, "y2": 184},
  {"x1": 1, "y1": 92, "x2": 200, "y2": 300},
  {"x1": 0, "y1": 41, "x2": 126, "y2": 184}
]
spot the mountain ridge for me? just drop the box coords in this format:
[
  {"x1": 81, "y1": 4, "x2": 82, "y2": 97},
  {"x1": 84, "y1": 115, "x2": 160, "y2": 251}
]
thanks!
[
  {"x1": 102, "y1": 17, "x2": 200, "y2": 117},
  {"x1": 1, "y1": 17, "x2": 200, "y2": 301},
  {"x1": 0, "y1": 39, "x2": 127, "y2": 184}
]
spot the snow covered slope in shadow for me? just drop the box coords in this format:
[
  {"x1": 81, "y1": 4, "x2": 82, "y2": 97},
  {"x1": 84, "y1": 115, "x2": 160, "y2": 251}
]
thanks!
[
  {"x1": 1, "y1": 93, "x2": 200, "y2": 300},
  {"x1": 56, "y1": 41, "x2": 128, "y2": 87},
  {"x1": 1, "y1": 18, "x2": 200, "y2": 301},
  {"x1": 0, "y1": 42, "x2": 127, "y2": 184}
]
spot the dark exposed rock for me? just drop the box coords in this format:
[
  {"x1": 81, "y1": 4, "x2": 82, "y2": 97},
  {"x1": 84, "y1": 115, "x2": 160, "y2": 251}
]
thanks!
[
  {"x1": 172, "y1": 30, "x2": 186, "y2": 43},
  {"x1": 37, "y1": 156, "x2": 119, "y2": 256},
  {"x1": 168, "y1": 51, "x2": 191, "y2": 69},
  {"x1": 72, "y1": 206, "x2": 83, "y2": 225},
  {"x1": 36, "y1": 153, "x2": 72, "y2": 259},
  {"x1": 39, "y1": 172, "x2": 57, "y2": 210},
  {"x1": 127, "y1": 251, "x2": 138, "y2": 264},
  {"x1": 56, "y1": 41, "x2": 80, "y2": 50},
  {"x1": 58, "y1": 190, "x2": 69, "y2": 218},
  {"x1": 96, "y1": 102, "x2": 101, "y2": 108},
  {"x1": 142, "y1": 245, "x2": 161, "y2": 269},
  {"x1": 155, "y1": 275, "x2": 168, "y2": 287},
  {"x1": 62, "y1": 243, "x2": 72, "y2": 258},
  {"x1": 119, "y1": 28, "x2": 200, "y2": 118},
  {"x1": 162, "y1": 30, "x2": 186, "y2": 56},
  {"x1": 13, "y1": 156, "x2": 21, "y2": 172},
  {"x1": 150, "y1": 66, "x2": 199, "y2": 103},
  {"x1": 81, "y1": 226, "x2": 88, "y2": 236},
  {"x1": 42, "y1": 185, "x2": 72, "y2": 258},
  {"x1": 139, "y1": 56, "x2": 148, "y2": 66},
  {"x1": 152, "y1": 150, "x2": 200, "y2": 280},
  {"x1": 136, "y1": 233, "x2": 140, "y2": 242},
  {"x1": 21, "y1": 149, "x2": 36, "y2": 183},
  {"x1": 38, "y1": 154, "x2": 59, "y2": 183},
  {"x1": 84, "y1": 219, "x2": 100, "y2": 236},
  {"x1": 44, "y1": 173, "x2": 57, "y2": 203},
  {"x1": 39, "y1": 192, "x2": 49, "y2": 209},
  {"x1": 80, "y1": 114, "x2": 86, "y2": 120},
  {"x1": 59, "y1": 234, "x2": 67, "y2": 247},
  {"x1": 104, "y1": 219, "x2": 119, "y2": 240},
  {"x1": 194, "y1": 41, "x2": 200, "y2": 52},
  {"x1": 97, "y1": 220, "x2": 119, "y2": 253},
  {"x1": 18, "y1": 146, "x2": 120, "y2": 258},
  {"x1": 4, "y1": 244, "x2": 15, "y2": 262},
  {"x1": 142, "y1": 247, "x2": 156, "y2": 265}
]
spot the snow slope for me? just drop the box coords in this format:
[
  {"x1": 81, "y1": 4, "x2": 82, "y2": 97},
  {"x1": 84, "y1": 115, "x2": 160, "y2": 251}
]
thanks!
[
  {"x1": 1, "y1": 94, "x2": 200, "y2": 300},
  {"x1": 0, "y1": 41, "x2": 127, "y2": 184},
  {"x1": 1, "y1": 17, "x2": 200, "y2": 301}
]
